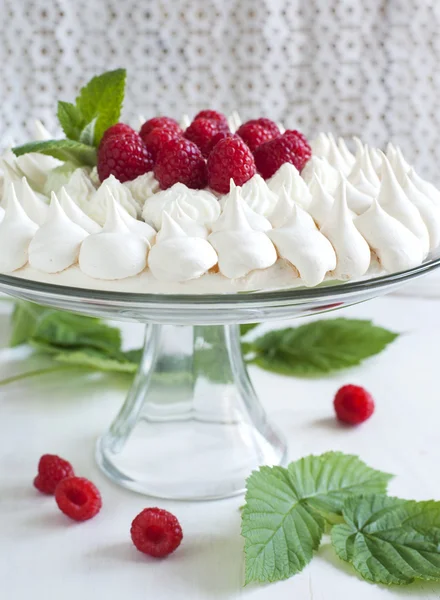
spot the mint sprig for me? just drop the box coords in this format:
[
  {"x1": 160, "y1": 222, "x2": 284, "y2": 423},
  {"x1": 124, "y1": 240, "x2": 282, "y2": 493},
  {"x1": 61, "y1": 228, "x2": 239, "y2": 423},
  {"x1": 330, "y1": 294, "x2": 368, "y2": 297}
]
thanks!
[{"x1": 12, "y1": 139, "x2": 97, "y2": 167}]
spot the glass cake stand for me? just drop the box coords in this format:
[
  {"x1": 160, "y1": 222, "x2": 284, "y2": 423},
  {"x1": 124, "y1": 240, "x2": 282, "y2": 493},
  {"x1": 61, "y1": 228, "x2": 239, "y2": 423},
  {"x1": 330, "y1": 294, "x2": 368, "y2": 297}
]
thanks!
[{"x1": 0, "y1": 257, "x2": 439, "y2": 500}]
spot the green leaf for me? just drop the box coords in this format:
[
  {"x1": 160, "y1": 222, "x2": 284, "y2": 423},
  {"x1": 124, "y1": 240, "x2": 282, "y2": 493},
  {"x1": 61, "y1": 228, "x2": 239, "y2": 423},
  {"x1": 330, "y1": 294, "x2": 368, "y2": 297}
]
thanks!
[
  {"x1": 57, "y1": 101, "x2": 85, "y2": 140},
  {"x1": 53, "y1": 348, "x2": 137, "y2": 374},
  {"x1": 12, "y1": 140, "x2": 97, "y2": 167},
  {"x1": 43, "y1": 162, "x2": 78, "y2": 196},
  {"x1": 9, "y1": 302, "x2": 47, "y2": 346},
  {"x1": 240, "y1": 323, "x2": 260, "y2": 336},
  {"x1": 241, "y1": 452, "x2": 392, "y2": 584},
  {"x1": 75, "y1": 69, "x2": 126, "y2": 145},
  {"x1": 249, "y1": 319, "x2": 399, "y2": 377},
  {"x1": 79, "y1": 118, "x2": 97, "y2": 146},
  {"x1": 332, "y1": 495, "x2": 440, "y2": 585}
]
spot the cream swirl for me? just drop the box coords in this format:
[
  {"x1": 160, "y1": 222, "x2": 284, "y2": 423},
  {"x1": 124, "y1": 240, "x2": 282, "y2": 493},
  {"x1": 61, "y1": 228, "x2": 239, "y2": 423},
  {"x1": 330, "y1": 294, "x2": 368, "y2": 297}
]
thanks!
[
  {"x1": 0, "y1": 183, "x2": 38, "y2": 272},
  {"x1": 59, "y1": 187, "x2": 101, "y2": 234},
  {"x1": 327, "y1": 133, "x2": 351, "y2": 174},
  {"x1": 79, "y1": 198, "x2": 149, "y2": 280},
  {"x1": 20, "y1": 176, "x2": 49, "y2": 225},
  {"x1": 142, "y1": 182, "x2": 220, "y2": 229},
  {"x1": 268, "y1": 162, "x2": 312, "y2": 208},
  {"x1": 269, "y1": 186, "x2": 294, "y2": 228},
  {"x1": 308, "y1": 174, "x2": 334, "y2": 227},
  {"x1": 148, "y1": 212, "x2": 218, "y2": 282},
  {"x1": 409, "y1": 168, "x2": 440, "y2": 207},
  {"x1": 354, "y1": 199, "x2": 424, "y2": 272},
  {"x1": 123, "y1": 172, "x2": 160, "y2": 205},
  {"x1": 302, "y1": 156, "x2": 340, "y2": 195},
  {"x1": 310, "y1": 132, "x2": 331, "y2": 157},
  {"x1": 87, "y1": 175, "x2": 141, "y2": 225},
  {"x1": 338, "y1": 137, "x2": 356, "y2": 169},
  {"x1": 112, "y1": 196, "x2": 156, "y2": 243},
  {"x1": 267, "y1": 204, "x2": 337, "y2": 287},
  {"x1": 343, "y1": 176, "x2": 373, "y2": 214},
  {"x1": 28, "y1": 192, "x2": 88, "y2": 273},
  {"x1": 238, "y1": 174, "x2": 278, "y2": 216},
  {"x1": 401, "y1": 175, "x2": 440, "y2": 250},
  {"x1": 320, "y1": 181, "x2": 371, "y2": 279},
  {"x1": 208, "y1": 191, "x2": 276, "y2": 279},
  {"x1": 63, "y1": 168, "x2": 97, "y2": 210},
  {"x1": 378, "y1": 156, "x2": 429, "y2": 255},
  {"x1": 227, "y1": 111, "x2": 242, "y2": 133},
  {"x1": 169, "y1": 198, "x2": 209, "y2": 238},
  {"x1": 219, "y1": 181, "x2": 272, "y2": 231}
]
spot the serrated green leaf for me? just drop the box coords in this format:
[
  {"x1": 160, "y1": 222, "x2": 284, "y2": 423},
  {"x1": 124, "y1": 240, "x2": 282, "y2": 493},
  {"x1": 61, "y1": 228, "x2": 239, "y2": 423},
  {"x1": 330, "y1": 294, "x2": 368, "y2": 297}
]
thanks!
[
  {"x1": 53, "y1": 348, "x2": 137, "y2": 373},
  {"x1": 79, "y1": 118, "x2": 97, "y2": 146},
  {"x1": 57, "y1": 101, "x2": 85, "y2": 140},
  {"x1": 332, "y1": 495, "x2": 440, "y2": 585},
  {"x1": 75, "y1": 69, "x2": 126, "y2": 145},
  {"x1": 241, "y1": 452, "x2": 392, "y2": 584},
  {"x1": 13, "y1": 140, "x2": 97, "y2": 167},
  {"x1": 249, "y1": 319, "x2": 399, "y2": 377}
]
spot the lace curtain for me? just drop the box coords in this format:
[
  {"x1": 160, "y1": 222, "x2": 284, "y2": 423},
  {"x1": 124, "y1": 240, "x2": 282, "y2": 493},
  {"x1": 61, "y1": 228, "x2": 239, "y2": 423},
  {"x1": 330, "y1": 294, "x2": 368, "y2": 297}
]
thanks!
[{"x1": 1, "y1": 0, "x2": 439, "y2": 180}]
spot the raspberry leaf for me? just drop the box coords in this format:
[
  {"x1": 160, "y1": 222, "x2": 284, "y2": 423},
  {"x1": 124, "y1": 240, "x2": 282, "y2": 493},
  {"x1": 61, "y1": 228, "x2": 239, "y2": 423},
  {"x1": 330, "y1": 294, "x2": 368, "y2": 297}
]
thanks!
[
  {"x1": 331, "y1": 495, "x2": 440, "y2": 585},
  {"x1": 57, "y1": 101, "x2": 85, "y2": 141},
  {"x1": 241, "y1": 452, "x2": 392, "y2": 584},
  {"x1": 52, "y1": 348, "x2": 138, "y2": 374},
  {"x1": 13, "y1": 140, "x2": 97, "y2": 167},
  {"x1": 75, "y1": 69, "x2": 126, "y2": 145},
  {"x1": 248, "y1": 318, "x2": 399, "y2": 376}
]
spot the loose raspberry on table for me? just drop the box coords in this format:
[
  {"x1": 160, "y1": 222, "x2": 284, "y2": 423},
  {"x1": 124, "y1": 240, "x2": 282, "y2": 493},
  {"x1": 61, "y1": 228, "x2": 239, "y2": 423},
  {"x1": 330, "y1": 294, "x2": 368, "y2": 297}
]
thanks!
[
  {"x1": 143, "y1": 127, "x2": 182, "y2": 160},
  {"x1": 184, "y1": 118, "x2": 227, "y2": 158},
  {"x1": 154, "y1": 137, "x2": 207, "y2": 189},
  {"x1": 333, "y1": 384, "x2": 375, "y2": 425},
  {"x1": 207, "y1": 136, "x2": 256, "y2": 193},
  {"x1": 101, "y1": 123, "x2": 137, "y2": 144},
  {"x1": 194, "y1": 110, "x2": 229, "y2": 129},
  {"x1": 131, "y1": 508, "x2": 183, "y2": 558},
  {"x1": 236, "y1": 122, "x2": 276, "y2": 152},
  {"x1": 254, "y1": 132, "x2": 311, "y2": 179},
  {"x1": 33, "y1": 454, "x2": 74, "y2": 495},
  {"x1": 97, "y1": 133, "x2": 154, "y2": 183},
  {"x1": 245, "y1": 118, "x2": 280, "y2": 138},
  {"x1": 284, "y1": 129, "x2": 312, "y2": 153},
  {"x1": 55, "y1": 477, "x2": 102, "y2": 522},
  {"x1": 140, "y1": 117, "x2": 182, "y2": 139}
]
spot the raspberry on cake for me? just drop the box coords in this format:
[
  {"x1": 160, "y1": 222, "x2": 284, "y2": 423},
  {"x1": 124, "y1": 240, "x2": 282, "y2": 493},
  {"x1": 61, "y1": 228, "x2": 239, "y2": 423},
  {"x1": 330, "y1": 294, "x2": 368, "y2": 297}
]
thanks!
[
  {"x1": 98, "y1": 132, "x2": 154, "y2": 183},
  {"x1": 139, "y1": 116, "x2": 182, "y2": 139},
  {"x1": 142, "y1": 126, "x2": 182, "y2": 160},
  {"x1": 193, "y1": 110, "x2": 229, "y2": 129},
  {"x1": 154, "y1": 137, "x2": 207, "y2": 190},
  {"x1": 184, "y1": 118, "x2": 228, "y2": 158},
  {"x1": 244, "y1": 118, "x2": 280, "y2": 138},
  {"x1": 254, "y1": 131, "x2": 311, "y2": 178},
  {"x1": 207, "y1": 136, "x2": 257, "y2": 193},
  {"x1": 236, "y1": 122, "x2": 277, "y2": 152}
]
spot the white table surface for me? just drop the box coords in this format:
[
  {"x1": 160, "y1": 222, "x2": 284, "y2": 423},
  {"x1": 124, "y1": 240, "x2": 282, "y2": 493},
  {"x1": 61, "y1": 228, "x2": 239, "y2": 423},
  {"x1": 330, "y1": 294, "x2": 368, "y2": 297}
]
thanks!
[{"x1": 1, "y1": 292, "x2": 440, "y2": 600}]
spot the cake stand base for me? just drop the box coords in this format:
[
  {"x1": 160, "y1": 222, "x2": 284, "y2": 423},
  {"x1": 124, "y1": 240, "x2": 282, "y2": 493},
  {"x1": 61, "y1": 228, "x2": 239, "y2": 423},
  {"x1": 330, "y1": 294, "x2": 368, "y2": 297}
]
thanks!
[{"x1": 96, "y1": 323, "x2": 287, "y2": 500}]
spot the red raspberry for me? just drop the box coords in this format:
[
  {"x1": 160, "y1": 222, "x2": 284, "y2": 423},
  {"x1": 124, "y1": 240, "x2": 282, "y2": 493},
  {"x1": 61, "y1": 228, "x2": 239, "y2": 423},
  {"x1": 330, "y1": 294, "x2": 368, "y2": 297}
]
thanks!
[
  {"x1": 207, "y1": 136, "x2": 256, "y2": 193},
  {"x1": 245, "y1": 118, "x2": 280, "y2": 138},
  {"x1": 194, "y1": 110, "x2": 228, "y2": 129},
  {"x1": 101, "y1": 123, "x2": 137, "y2": 143},
  {"x1": 143, "y1": 127, "x2": 182, "y2": 160},
  {"x1": 184, "y1": 118, "x2": 227, "y2": 158},
  {"x1": 284, "y1": 129, "x2": 312, "y2": 153},
  {"x1": 154, "y1": 138, "x2": 207, "y2": 190},
  {"x1": 55, "y1": 477, "x2": 102, "y2": 522},
  {"x1": 98, "y1": 133, "x2": 154, "y2": 183},
  {"x1": 236, "y1": 122, "x2": 276, "y2": 152},
  {"x1": 254, "y1": 133, "x2": 311, "y2": 179},
  {"x1": 334, "y1": 385, "x2": 375, "y2": 425},
  {"x1": 207, "y1": 131, "x2": 236, "y2": 155},
  {"x1": 131, "y1": 508, "x2": 183, "y2": 558},
  {"x1": 140, "y1": 117, "x2": 182, "y2": 139},
  {"x1": 33, "y1": 454, "x2": 74, "y2": 495}
]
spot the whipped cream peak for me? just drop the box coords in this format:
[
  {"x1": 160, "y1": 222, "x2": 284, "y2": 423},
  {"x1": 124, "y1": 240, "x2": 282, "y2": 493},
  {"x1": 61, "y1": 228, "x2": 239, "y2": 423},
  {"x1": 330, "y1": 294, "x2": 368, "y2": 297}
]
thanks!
[
  {"x1": 378, "y1": 155, "x2": 429, "y2": 254},
  {"x1": 267, "y1": 203, "x2": 337, "y2": 287},
  {"x1": 343, "y1": 176, "x2": 373, "y2": 214},
  {"x1": 63, "y1": 168, "x2": 97, "y2": 210},
  {"x1": 360, "y1": 146, "x2": 381, "y2": 187},
  {"x1": 0, "y1": 183, "x2": 38, "y2": 272},
  {"x1": 20, "y1": 176, "x2": 49, "y2": 225},
  {"x1": 269, "y1": 185, "x2": 294, "y2": 228},
  {"x1": 169, "y1": 197, "x2": 209, "y2": 238},
  {"x1": 366, "y1": 145, "x2": 383, "y2": 175},
  {"x1": 32, "y1": 119, "x2": 53, "y2": 141},
  {"x1": 59, "y1": 187, "x2": 101, "y2": 234},
  {"x1": 268, "y1": 162, "x2": 312, "y2": 208},
  {"x1": 238, "y1": 173, "x2": 278, "y2": 216},
  {"x1": 337, "y1": 137, "x2": 356, "y2": 168},
  {"x1": 388, "y1": 147, "x2": 411, "y2": 186},
  {"x1": 402, "y1": 174, "x2": 440, "y2": 250},
  {"x1": 302, "y1": 156, "x2": 340, "y2": 195},
  {"x1": 89, "y1": 174, "x2": 141, "y2": 226},
  {"x1": 220, "y1": 179, "x2": 272, "y2": 232},
  {"x1": 180, "y1": 114, "x2": 191, "y2": 129},
  {"x1": 354, "y1": 198, "x2": 424, "y2": 272},
  {"x1": 156, "y1": 210, "x2": 188, "y2": 242},
  {"x1": 321, "y1": 181, "x2": 371, "y2": 279},
  {"x1": 310, "y1": 132, "x2": 331, "y2": 157},
  {"x1": 28, "y1": 192, "x2": 88, "y2": 273},
  {"x1": 123, "y1": 172, "x2": 159, "y2": 205},
  {"x1": 227, "y1": 111, "x2": 242, "y2": 133},
  {"x1": 308, "y1": 174, "x2": 334, "y2": 227},
  {"x1": 327, "y1": 135, "x2": 351, "y2": 174},
  {"x1": 409, "y1": 168, "x2": 440, "y2": 207},
  {"x1": 211, "y1": 184, "x2": 253, "y2": 233},
  {"x1": 102, "y1": 195, "x2": 130, "y2": 234}
]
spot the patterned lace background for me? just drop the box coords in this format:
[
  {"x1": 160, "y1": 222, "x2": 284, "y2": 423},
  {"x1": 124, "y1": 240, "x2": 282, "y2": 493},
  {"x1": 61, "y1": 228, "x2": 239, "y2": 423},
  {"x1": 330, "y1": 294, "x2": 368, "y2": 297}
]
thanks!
[{"x1": 1, "y1": 0, "x2": 439, "y2": 180}]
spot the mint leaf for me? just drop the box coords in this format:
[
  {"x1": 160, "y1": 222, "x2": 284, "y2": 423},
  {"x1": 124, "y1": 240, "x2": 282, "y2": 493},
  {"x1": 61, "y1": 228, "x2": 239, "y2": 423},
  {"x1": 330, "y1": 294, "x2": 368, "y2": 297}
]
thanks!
[
  {"x1": 53, "y1": 348, "x2": 137, "y2": 374},
  {"x1": 57, "y1": 101, "x2": 85, "y2": 140},
  {"x1": 79, "y1": 118, "x2": 97, "y2": 146},
  {"x1": 13, "y1": 140, "x2": 97, "y2": 167},
  {"x1": 332, "y1": 495, "x2": 440, "y2": 585},
  {"x1": 75, "y1": 69, "x2": 126, "y2": 145},
  {"x1": 241, "y1": 452, "x2": 392, "y2": 584},
  {"x1": 249, "y1": 318, "x2": 399, "y2": 376}
]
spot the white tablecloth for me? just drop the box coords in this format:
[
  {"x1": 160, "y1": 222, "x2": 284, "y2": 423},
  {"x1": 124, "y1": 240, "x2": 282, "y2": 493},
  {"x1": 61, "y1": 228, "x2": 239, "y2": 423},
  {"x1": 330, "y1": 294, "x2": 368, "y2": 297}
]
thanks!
[{"x1": 1, "y1": 294, "x2": 440, "y2": 599}]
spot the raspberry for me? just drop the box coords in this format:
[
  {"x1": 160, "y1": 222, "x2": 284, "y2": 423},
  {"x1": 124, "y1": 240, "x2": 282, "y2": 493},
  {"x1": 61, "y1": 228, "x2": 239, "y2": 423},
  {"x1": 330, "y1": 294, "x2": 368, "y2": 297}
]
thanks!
[
  {"x1": 140, "y1": 117, "x2": 182, "y2": 139},
  {"x1": 194, "y1": 110, "x2": 228, "y2": 129},
  {"x1": 207, "y1": 136, "x2": 256, "y2": 193},
  {"x1": 131, "y1": 508, "x2": 183, "y2": 558},
  {"x1": 55, "y1": 477, "x2": 102, "y2": 521},
  {"x1": 33, "y1": 454, "x2": 74, "y2": 495},
  {"x1": 334, "y1": 385, "x2": 375, "y2": 425},
  {"x1": 245, "y1": 118, "x2": 280, "y2": 138},
  {"x1": 184, "y1": 118, "x2": 227, "y2": 158},
  {"x1": 142, "y1": 126, "x2": 182, "y2": 160},
  {"x1": 236, "y1": 122, "x2": 276, "y2": 152},
  {"x1": 254, "y1": 133, "x2": 311, "y2": 179},
  {"x1": 98, "y1": 133, "x2": 154, "y2": 183},
  {"x1": 154, "y1": 137, "x2": 207, "y2": 190},
  {"x1": 207, "y1": 131, "x2": 236, "y2": 155},
  {"x1": 101, "y1": 123, "x2": 137, "y2": 143},
  {"x1": 284, "y1": 129, "x2": 312, "y2": 153}
]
